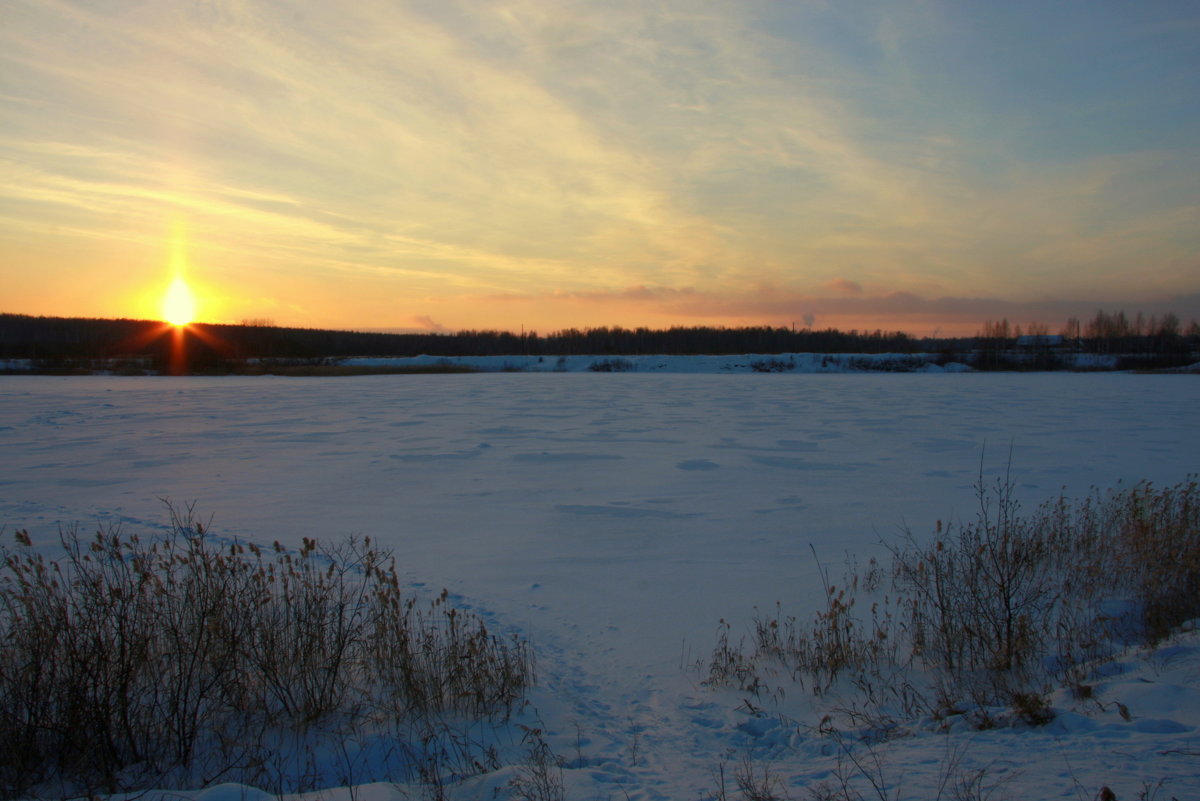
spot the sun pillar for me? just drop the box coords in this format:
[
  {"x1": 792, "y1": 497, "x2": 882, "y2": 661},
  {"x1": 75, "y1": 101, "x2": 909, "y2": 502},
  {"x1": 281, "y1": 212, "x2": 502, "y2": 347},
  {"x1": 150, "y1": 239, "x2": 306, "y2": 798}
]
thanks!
[{"x1": 168, "y1": 324, "x2": 187, "y2": 375}]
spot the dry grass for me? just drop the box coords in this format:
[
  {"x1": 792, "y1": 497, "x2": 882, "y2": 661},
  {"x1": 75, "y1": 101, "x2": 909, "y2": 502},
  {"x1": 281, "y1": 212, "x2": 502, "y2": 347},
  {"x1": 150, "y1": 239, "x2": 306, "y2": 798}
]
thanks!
[
  {"x1": 706, "y1": 472, "x2": 1200, "y2": 729},
  {"x1": 0, "y1": 505, "x2": 533, "y2": 798}
]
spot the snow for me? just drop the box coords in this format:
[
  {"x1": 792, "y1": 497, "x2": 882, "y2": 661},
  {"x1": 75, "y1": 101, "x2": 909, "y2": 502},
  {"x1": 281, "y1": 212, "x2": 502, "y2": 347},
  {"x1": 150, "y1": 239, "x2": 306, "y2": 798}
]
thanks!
[
  {"x1": 2, "y1": 371, "x2": 1199, "y2": 800},
  {"x1": 342, "y1": 352, "x2": 971, "y2": 373}
]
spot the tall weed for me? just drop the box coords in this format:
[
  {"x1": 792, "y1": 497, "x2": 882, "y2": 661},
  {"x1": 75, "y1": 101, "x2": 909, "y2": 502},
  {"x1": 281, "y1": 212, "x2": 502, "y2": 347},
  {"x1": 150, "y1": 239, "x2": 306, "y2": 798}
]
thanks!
[
  {"x1": 706, "y1": 474, "x2": 1200, "y2": 728},
  {"x1": 0, "y1": 506, "x2": 534, "y2": 798}
]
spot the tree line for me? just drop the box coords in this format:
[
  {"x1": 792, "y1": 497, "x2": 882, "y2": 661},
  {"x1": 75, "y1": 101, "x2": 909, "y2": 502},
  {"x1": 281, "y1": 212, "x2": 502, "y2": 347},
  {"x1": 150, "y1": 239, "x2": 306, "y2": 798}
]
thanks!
[
  {"x1": 974, "y1": 309, "x2": 1199, "y2": 369},
  {"x1": 979, "y1": 310, "x2": 1198, "y2": 351},
  {"x1": 0, "y1": 314, "x2": 919, "y2": 367},
  {"x1": 980, "y1": 310, "x2": 1198, "y2": 342},
  {"x1": 0, "y1": 310, "x2": 1195, "y2": 372}
]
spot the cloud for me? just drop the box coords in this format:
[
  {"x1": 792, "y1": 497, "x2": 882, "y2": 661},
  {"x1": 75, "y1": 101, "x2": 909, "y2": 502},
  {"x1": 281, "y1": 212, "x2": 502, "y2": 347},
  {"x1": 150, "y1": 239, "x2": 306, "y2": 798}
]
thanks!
[
  {"x1": 824, "y1": 278, "x2": 864, "y2": 295},
  {"x1": 412, "y1": 315, "x2": 447, "y2": 333},
  {"x1": 482, "y1": 284, "x2": 1200, "y2": 336}
]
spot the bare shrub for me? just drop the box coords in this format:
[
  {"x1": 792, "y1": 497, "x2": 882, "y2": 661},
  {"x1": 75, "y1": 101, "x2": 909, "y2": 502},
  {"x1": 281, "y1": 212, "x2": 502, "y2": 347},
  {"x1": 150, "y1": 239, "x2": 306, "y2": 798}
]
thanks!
[
  {"x1": 0, "y1": 506, "x2": 534, "y2": 798},
  {"x1": 750, "y1": 358, "x2": 797, "y2": 373},
  {"x1": 587, "y1": 358, "x2": 635, "y2": 372},
  {"x1": 705, "y1": 468, "x2": 1200, "y2": 732},
  {"x1": 890, "y1": 467, "x2": 1069, "y2": 710},
  {"x1": 892, "y1": 474, "x2": 1200, "y2": 714}
]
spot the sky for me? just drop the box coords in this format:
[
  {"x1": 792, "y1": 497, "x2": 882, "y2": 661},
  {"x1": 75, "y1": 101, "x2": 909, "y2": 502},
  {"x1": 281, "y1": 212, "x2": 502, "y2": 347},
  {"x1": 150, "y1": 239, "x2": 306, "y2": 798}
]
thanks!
[{"x1": 2, "y1": 0, "x2": 1198, "y2": 337}]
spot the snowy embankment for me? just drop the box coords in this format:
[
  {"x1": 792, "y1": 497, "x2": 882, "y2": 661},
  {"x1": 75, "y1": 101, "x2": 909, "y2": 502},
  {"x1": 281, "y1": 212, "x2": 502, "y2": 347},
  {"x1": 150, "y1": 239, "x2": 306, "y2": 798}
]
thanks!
[
  {"x1": 1, "y1": 373, "x2": 1198, "y2": 800},
  {"x1": 344, "y1": 352, "x2": 974, "y2": 373},
  {"x1": 9, "y1": 350, "x2": 1187, "y2": 374}
]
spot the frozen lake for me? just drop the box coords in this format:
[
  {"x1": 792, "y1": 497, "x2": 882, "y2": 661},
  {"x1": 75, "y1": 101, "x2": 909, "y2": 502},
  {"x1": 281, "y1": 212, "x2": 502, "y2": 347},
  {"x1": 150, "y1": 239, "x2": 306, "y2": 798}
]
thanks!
[{"x1": 2, "y1": 372, "x2": 1199, "y2": 799}]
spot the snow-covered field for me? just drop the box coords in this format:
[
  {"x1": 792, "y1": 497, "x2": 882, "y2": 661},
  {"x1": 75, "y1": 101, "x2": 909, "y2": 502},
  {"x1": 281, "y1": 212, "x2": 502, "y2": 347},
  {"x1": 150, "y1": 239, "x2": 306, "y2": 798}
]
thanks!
[{"x1": 2, "y1": 372, "x2": 1199, "y2": 800}]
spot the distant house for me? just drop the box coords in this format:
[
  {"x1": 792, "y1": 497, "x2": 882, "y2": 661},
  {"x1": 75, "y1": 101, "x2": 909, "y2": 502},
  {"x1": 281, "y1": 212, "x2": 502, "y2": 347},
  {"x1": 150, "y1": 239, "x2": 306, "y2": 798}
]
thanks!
[{"x1": 1015, "y1": 334, "x2": 1065, "y2": 349}]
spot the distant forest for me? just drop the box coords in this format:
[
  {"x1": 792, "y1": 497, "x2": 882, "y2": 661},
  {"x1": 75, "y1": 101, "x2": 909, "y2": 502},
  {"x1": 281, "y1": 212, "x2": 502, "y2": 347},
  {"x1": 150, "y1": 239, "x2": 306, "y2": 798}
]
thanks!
[{"x1": 1, "y1": 311, "x2": 1197, "y2": 373}]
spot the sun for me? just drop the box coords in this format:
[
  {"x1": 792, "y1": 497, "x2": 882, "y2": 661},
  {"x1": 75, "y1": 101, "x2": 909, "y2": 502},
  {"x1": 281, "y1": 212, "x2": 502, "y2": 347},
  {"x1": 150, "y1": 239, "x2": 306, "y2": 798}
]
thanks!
[{"x1": 163, "y1": 277, "x2": 197, "y2": 326}]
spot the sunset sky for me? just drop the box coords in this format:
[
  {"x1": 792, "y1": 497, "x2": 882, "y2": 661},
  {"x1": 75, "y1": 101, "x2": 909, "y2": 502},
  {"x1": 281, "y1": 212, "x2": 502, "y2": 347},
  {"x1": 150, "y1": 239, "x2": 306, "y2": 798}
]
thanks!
[{"x1": 2, "y1": 1, "x2": 1198, "y2": 336}]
